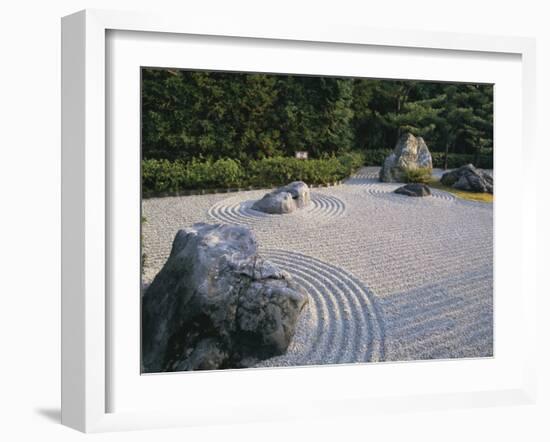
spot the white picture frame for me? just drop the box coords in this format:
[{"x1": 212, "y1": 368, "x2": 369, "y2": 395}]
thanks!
[{"x1": 61, "y1": 9, "x2": 537, "y2": 433}]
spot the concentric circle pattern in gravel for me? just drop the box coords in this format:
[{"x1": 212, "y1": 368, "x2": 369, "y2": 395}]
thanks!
[
  {"x1": 207, "y1": 190, "x2": 346, "y2": 226},
  {"x1": 142, "y1": 167, "x2": 493, "y2": 365},
  {"x1": 255, "y1": 249, "x2": 384, "y2": 367}
]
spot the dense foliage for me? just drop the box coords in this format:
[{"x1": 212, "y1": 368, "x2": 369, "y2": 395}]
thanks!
[
  {"x1": 142, "y1": 152, "x2": 364, "y2": 196},
  {"x1": 142, "y1": 69, "x2": 493, "y2": 164}
]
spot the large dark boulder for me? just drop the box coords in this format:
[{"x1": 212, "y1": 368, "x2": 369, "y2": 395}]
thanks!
[
  {"x1": 252, "y1": 181, "x2": 310, "y2": 214},
  {"x1": 440, "y1": 164, "x2": 493, "y2": 193},
  {"x1": 142, "y1": 223, "x2": 308, "y2": 372},
  {"x1": 394, "y1": 183, "x2": 432, "y2": 197},
  {"x1": 379, "y1": 133, "x2": 433, "y2": 183}
]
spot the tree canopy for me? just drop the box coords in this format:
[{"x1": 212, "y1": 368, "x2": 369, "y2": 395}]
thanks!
[{"x1": 142, "y1": 68, "x2": 493, "y2": 162}]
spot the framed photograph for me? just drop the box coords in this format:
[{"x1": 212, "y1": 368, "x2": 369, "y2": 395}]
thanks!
[{"x1": 61, "y1": 9, "x2": 537, "y2": 432}]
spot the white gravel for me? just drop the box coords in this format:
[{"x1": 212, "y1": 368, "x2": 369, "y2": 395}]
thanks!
[{"x1": 142, "y1": 167, "x2": 493, "y2": 365}]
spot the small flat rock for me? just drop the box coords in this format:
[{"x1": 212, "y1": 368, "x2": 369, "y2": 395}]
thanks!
[{"x1": 394, "y1": 183, "x2": 432, "y2": 197}]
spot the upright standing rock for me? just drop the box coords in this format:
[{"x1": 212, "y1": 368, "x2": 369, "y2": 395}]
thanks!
[
  {"x1": 142, "y1": 223, "x2": 308, "y2": 372},
  {"x1": 280, "y1": 181, "x2": 310, "y2": 208},
  {"x1": 379, "y1": 133, "x2": 433, "y2": 182}
]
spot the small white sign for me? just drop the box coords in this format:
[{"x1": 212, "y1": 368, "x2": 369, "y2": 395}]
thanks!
[{"x1": 295, "y1": 151, "x2": 308, "y2": 159}]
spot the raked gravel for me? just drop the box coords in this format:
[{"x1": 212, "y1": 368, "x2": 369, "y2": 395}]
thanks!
[{"x1": 142, "y1": 166, "x2": 493, "y2": 366}]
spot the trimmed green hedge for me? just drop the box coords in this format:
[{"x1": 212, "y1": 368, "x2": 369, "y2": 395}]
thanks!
[
  {"x1": 364, "y1": 150, "x2": 493, "y2": 169},
  {"x1": 141, "y1": 158, "x2": 245, "y2": 194},
  {"x1": 142, "y1": 152, "x2": 365, "y2": 196}
]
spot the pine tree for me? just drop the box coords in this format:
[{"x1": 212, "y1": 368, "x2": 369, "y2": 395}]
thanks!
[{"x1": 434, "y1": 84, "x2": 493, "y2": 168}]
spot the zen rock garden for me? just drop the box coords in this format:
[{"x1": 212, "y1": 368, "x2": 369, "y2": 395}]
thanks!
[
  {"x1": 141, "y1": 131, "x2": 494, "y2": 371},
  {"x1": 140, "y1": 72, "x2": 495, "y2": 371}
]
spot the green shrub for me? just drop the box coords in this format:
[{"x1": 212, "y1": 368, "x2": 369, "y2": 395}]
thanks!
[
  {"x1": 141, "y1": 158, "x2": 246, "y2": 194},
  {"x1": 142, "y1": 152, "x2": 364, "y2": 196},
  {"x1": 402, "y1": 167, "x2": 433, "y2": 184},
  {"x1": 247, "y1": 157, "x2": 347, "y2": 187},
  {"x1": 247, "y1": 157, "x2": 302, "y2": 186},
  {"x1": 209, "y1": 158, "x2": 244, "y2": 188},
  {"x1": 141, "y1": 159, "x2": 182, "y2": 194},
  {"x1": 337, "y1": 151, "x2": 366, "y2": 172},
  {"x1": 182, "y1": 160, "x2": 208, "y2": 189}
]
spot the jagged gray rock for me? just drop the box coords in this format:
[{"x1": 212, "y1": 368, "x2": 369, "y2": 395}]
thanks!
[
  {"x1": 252, "y1": 181, "x2": 310, "y2": 214},
  {"x1": 251, "y1": 190, "x2": 296, "y2": 214},
  {"x1": 379, "y1": 133, "x2": 433, "y2": 182},
  {"x1": 141, "y1": 223, "x2": 308, "y2": 372},
  {"x1": 394, "y1": 183, "x2": 432, "y2": 197},
  {"x1": 440, "y1": 164, "x2": 493, "y2": 193}
]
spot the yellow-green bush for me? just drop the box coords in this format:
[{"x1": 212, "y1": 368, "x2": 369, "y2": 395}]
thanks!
[{"x1": 401, "y1": 167, "x2": 433, "y2": 184}]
